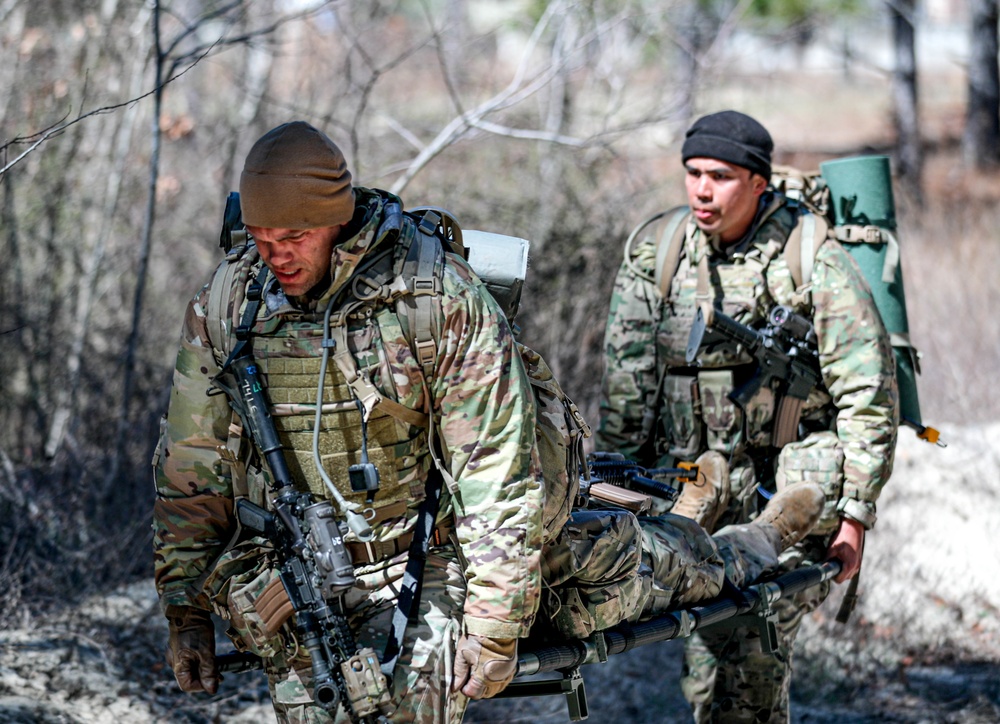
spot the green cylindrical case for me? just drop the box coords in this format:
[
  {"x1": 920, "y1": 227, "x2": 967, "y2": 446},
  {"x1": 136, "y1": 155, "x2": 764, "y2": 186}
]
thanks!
[
  {"x1": 821, "y1": 155, "x2": 897, "y2": 230},
  {"x1": 819, "y1": 155, "x2": 921, "y2": 424}
]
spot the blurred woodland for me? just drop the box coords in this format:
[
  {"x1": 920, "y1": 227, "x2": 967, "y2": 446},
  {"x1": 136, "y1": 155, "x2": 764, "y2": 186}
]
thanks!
[{"x1": 2, "y1": 0, "x2": 999, "y2": 625}]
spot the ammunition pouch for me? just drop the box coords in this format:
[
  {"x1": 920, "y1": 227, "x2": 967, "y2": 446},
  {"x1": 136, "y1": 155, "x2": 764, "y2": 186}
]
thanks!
[
  {"x1": 698, "y1": 369, "x2": 743, "y2": 454},
  {"x1": 226, "y1": 562, "x2": 288, "y2": 658},
  {"x1": 774, "y1": 431, "x2": 845, "y2": 536},
  {"x1": 662, "y1": 373, "x2": 702, "y2": 458},
  {"x1": 204, "y1": 543, "x2": 287, "y2": 658}
]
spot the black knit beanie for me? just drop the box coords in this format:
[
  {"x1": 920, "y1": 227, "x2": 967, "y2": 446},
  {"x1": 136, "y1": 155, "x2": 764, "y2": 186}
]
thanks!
[{"x1": 681, "y1": 111, "x2": 773, "y2": 181}]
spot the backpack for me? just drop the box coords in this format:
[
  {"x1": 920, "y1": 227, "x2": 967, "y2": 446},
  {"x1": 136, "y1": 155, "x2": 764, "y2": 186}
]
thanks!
[
  {"x1": 633, "y1": 159, "x2": 925, "y2": 432},
  {"x1": 209, "y1": 196, "x2": 591, "y2": 541}
]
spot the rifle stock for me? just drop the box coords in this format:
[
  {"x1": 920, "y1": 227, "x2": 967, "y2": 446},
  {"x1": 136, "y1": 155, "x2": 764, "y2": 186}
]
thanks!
[{"x1": 587, "y1": 452, "x2": 694, "y2": 503}]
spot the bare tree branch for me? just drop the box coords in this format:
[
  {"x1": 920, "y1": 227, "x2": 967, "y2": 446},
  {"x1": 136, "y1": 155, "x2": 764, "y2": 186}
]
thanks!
[
  {"x1": 1, "y1": 55, "x2": 197, "y2": 177},
  {"x1": 1, "y1": 1, "x2": 337, "y2": 178}
]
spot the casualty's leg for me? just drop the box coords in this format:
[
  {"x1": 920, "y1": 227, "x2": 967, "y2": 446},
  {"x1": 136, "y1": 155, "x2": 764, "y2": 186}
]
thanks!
[
  {"x1": 541, "y1": 508, "x2": 648, "y2": 638},
  {"x1": 641, "y1": 482, "x2": 825, "y2": 616},
  {"x1": 711, "y1": 482, "x2": 825, "y2": 586}
]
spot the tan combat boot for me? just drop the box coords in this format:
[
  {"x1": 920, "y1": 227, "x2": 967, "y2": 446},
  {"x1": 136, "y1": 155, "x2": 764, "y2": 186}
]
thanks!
[
  {"x1": 670, "y1": 451, "x2": 731, "y2": 532},
  {"x1": 752, "y1": 482, "x2": 826, "y2": 552},
  {"x1": 711, "y1": 482, "x2": 826, "y2": 589}
]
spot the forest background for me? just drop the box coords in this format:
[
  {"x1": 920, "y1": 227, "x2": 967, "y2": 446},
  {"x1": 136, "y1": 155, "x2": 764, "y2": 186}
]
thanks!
[{"x1": 2, "y1": 0, "x2": 999, "y2": 722}]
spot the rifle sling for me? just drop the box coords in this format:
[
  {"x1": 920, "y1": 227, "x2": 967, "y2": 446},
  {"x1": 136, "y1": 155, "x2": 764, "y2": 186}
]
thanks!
[
  {"x1": 220, "y1": 265, "x2": 269, "y2": 373},
  {"x1": 380, "y1": 460, "x2": 445, "y2": 679}
]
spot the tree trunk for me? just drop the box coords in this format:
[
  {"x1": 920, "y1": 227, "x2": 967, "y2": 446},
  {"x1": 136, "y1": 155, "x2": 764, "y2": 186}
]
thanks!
[
  {"x1": 45, "y1": 51, "x2": 144, "y2": 459},
  {"x1": 107, "y1": 1, "x2": 163, "y2": 492},
  {"x1": 963, "y1": 0, "x2": 1000, "y2": 169},
  {"x1": 675, "y1": 3, "x2": 712, "y2": 131},
  {"x1": 889, "y1": 0, "x2": 922, "y2": 200},
  {"x1": 531, "y1": 13, "x2": 575, "y2": 251}
]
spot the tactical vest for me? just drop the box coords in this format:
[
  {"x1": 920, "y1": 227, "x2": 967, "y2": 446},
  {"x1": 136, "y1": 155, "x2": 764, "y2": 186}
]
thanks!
[
  {"x1": 205, "y1": 208, "x2": 448, "y2": 549},
  {"x1": 206, "y1": 202, "x2": 590, "y2": 549},
  {"x1": 629, "y1": 196, "x2": 831, "y2": 458},
  {"x1": 250, "y1": 307, "x2": 429, "y2": 516}
]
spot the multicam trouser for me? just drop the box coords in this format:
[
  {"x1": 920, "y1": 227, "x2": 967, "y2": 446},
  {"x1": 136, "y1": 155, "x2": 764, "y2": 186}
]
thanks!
[
  {"x1": 541, "y1": 508, "x2": 784, "y2": 639},
  {"x1": 264, "y1": 550, "x2": 469, "y2": 724},
  {"x1": 679, "y1": 453, "x2": 835, "y2": 724}
]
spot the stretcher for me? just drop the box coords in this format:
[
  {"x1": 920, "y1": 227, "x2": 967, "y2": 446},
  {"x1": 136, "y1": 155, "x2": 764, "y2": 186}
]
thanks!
[{"x1": 216, "y1": 559, "x2": 842, "y2": 721}]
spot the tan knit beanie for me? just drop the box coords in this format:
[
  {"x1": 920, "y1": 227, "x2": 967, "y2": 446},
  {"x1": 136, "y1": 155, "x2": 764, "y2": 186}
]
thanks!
[{"x1": 240, "y1": 121, "x2": 355, "y2": 229}]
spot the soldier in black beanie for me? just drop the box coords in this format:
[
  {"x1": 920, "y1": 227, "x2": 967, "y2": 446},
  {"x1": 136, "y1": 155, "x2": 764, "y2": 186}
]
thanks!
[
  {"x1": 598, "y1": 109, "x2": 898, "y2": 723},
  {"x1": 682, "y1": 110, "x2": 774, "y2": 181}
]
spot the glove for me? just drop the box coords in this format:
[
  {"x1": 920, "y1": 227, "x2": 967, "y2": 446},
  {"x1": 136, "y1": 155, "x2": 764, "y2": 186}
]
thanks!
[
  {"x1": 165, "y1": 605, "x2": 219, "y2": 695},
  {"x1": 451, "y1": 634, "x2": 517, "y2": 699}
]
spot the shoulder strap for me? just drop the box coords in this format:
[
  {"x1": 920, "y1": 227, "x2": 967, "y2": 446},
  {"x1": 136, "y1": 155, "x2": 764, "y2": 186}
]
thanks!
[
  {"x1": 398, "y1": 216, "x2": 446, "y2": 378},
  {"x1": 651, "y1": 206, "x2": 692, "y2": 299},
  {"x1": 782, "y1": 209, "x2": 829, "y2": 307},
  {"x1": 205, "y1": 243, "x2": 260, "y2": 363},
  {"x1": 625, "y1": 206, "x2": 691, "y2": 299}
]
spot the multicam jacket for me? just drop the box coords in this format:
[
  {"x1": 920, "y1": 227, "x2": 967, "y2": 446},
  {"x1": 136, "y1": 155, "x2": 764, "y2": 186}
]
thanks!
[
  {"x1": 597, "y1": 194, "x2": 898, "y2": 530},
  {"x1": 152, "y1": 187, "x2": 543, "y2": 641}
]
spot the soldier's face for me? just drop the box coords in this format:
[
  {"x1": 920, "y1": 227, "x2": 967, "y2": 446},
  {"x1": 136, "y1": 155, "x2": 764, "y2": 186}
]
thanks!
[
  {"x1": 684, "y1": 158, "x2": 767, "y2": 244},
  {"x1": 247, "y1": 225, "x2": 343, "y2": 297}
]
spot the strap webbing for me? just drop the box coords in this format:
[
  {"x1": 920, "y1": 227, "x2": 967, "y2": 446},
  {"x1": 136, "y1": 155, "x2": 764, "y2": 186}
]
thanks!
[
  {"x1": 654, "y1": 207, "x2": 692, "y2": 299},
  {"x1": 380, "y1": 462, "x2": 445, "y2": 679},
  {"x1": 835, "y1": 224, "x2": 901, "y2": 284},
  {"x1": 404, "y1": 225, "x2": 444, "y2": 377},
  {"x1": 220, "y1": 265, "x2": 269, "y2": 373},
  {"x1": 784, "y1": 216, "x2": 805, "y2": 291}
]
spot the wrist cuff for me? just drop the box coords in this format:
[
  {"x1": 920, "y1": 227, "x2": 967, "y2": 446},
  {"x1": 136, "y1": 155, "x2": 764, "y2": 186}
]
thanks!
[
  {"x1": 836, "y1": 497, "x2": 877, "y2": 529},
  {"x1": 463, "y1": 615, "x2": 531, "y2": 639}
]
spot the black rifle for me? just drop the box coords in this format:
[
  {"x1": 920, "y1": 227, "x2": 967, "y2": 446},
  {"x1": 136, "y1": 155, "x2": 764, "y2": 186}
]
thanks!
[
  {"x1": 686, "y1": 305, "x2": 822, "y2": 447},
  {"x1": 212, "y1": 353, "x2": 391, "y2": 721},
  {"x1": 586, "y1": 451, "x2": 695, "y2": 503}
]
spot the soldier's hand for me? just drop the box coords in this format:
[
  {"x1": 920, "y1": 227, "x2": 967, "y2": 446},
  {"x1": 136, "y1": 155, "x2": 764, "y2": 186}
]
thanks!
[
  {"x1": 165, "y1": 605, "x2": 219, "y2": 695},
  {"x1": 451, "y1": 634, "x2": 517, "y2": 699},
  {"x1": 827, "y1": 517, "x2": 865, "y2": 583}
]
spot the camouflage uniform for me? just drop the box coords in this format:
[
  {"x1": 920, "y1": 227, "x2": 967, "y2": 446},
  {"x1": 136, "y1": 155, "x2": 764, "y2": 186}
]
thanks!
[
  {"x1": 597, "y1": 194, "x2": 898, "y2": 722},
  {"x1": 540, "y1": 509, "x2": 792, "y2": 641},
  {"x1": 153, "y1": 187, "x2": 544, "y2": 723}
]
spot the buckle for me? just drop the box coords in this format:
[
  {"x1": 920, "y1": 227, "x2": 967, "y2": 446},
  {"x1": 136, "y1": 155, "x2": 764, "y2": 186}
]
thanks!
[{"x1": 411, "y1": 277, "x2": 439, "y2": 295}]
